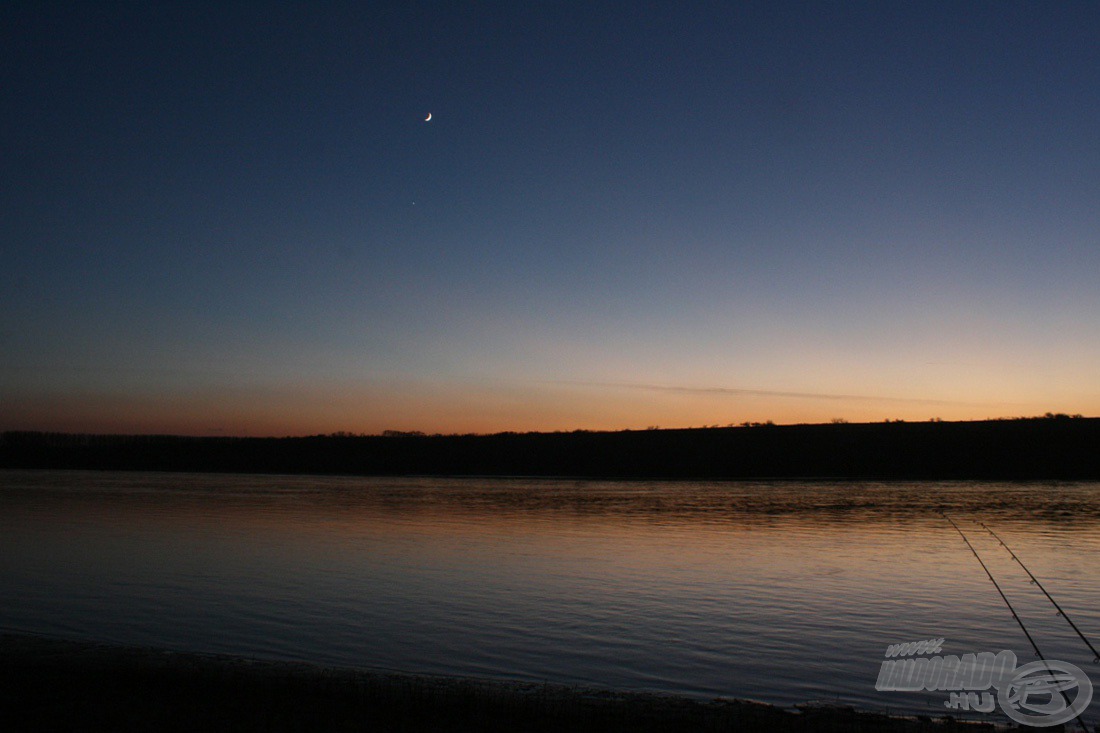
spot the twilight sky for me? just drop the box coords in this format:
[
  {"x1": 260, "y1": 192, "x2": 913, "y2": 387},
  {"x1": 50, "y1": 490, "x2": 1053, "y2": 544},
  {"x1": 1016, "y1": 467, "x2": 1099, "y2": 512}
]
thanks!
[{"x1": 3, "y1": 1, "x2": 1099, "y2": 436}]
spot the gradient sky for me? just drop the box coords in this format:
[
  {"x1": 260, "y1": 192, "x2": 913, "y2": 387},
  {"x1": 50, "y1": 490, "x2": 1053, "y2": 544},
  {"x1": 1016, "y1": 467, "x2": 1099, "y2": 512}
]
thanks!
[{"x1": 3, "y1": 1, "x2": 1099, "y2": 436}]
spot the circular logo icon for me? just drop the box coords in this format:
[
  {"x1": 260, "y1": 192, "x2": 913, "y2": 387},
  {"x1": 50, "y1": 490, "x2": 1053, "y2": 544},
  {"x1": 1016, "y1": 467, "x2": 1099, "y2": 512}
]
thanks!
[{"x1": 998, "y1": 659, "x2": 1093, "y2": 727}]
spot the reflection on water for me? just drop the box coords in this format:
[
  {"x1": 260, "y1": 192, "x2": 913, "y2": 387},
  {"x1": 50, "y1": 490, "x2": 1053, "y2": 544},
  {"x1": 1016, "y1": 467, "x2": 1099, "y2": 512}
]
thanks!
[{"x1": 1, "y1": 470, "x2": 1098, "y2": 723}]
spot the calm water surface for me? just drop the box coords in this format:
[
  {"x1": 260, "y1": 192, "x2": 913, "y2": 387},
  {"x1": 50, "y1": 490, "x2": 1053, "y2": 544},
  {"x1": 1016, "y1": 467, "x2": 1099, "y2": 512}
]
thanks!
[{"x1": 2, "y1": 470, "x2": 1098, "y2": 724}]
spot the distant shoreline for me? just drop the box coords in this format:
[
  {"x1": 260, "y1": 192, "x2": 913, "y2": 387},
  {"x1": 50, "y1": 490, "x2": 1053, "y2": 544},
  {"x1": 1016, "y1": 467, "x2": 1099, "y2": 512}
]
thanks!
[
  {"x1": 0, "y1": 633, "x2": 998, "y2": 732},
  {"x1": 3, "y1": 416, "x2": 1099, "y2": 480}
]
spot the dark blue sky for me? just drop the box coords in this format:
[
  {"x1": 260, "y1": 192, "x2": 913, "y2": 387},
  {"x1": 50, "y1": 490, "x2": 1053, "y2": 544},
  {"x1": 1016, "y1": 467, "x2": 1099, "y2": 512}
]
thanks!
[{"x1": 4, "y1": 2, "x2": 1099, "y2": 434}]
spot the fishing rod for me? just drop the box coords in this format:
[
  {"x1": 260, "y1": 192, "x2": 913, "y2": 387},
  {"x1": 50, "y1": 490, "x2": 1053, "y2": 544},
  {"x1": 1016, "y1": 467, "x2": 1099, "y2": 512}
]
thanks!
[
  {"x1": 977, "y1": 521, "x2": 1100, "y2": 664},
  {"x1": 942, "y1": 513, "x2": 1089, "y2": 733}
]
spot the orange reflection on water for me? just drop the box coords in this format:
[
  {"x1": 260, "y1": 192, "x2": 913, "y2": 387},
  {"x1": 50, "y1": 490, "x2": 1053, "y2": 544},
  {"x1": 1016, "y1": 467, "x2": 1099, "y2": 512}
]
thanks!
[{"x1": 2, "y1": 471, "x2": 1098, "y2": 721}]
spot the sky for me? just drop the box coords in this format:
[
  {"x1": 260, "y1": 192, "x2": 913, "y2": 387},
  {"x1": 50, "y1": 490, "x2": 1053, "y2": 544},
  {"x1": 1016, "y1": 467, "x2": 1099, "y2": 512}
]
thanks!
[{"x1": 3, "y1": 1, "x2": 1100, "y2": 436}]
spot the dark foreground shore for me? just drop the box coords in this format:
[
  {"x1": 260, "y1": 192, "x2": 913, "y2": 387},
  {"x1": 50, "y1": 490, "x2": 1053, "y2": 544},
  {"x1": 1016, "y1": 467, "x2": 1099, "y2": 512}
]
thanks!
[{"x1": 0, "y1": 634, "x2": 1003, "y2": 733}]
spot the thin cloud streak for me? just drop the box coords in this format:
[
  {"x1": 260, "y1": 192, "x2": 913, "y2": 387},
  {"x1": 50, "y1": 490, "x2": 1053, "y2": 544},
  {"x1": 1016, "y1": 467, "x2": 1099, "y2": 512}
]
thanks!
[{"x1": 555, "y1": 381, "x2": 1010, "y2": 408}]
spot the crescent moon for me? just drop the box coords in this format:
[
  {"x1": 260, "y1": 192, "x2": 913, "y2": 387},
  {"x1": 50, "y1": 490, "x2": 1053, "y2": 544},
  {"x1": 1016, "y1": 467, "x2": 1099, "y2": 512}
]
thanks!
[{"x1": 425, "y1": 113, "x2": 432, "y2": 122}]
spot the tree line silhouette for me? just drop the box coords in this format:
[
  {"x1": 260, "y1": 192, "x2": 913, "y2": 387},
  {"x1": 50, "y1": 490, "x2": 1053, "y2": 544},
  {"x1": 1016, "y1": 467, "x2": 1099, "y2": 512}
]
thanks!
[{"x1": 2, "y1": 415, "x2": 1097, "y2": 479}]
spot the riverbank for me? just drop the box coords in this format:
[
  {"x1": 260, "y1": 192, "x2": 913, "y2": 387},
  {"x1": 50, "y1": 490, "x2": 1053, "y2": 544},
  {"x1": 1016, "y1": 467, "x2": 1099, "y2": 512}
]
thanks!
[
  {"x1": 3, "y1": 416, "x2": 1098, "y2": 480},
  {"x1": 0, "y1": 633, "x2": 1003, "y2": 732}
]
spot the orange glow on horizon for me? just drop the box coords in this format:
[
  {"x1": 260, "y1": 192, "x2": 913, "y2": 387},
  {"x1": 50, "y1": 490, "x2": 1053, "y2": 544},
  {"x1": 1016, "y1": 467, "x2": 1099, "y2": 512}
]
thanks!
[{"x1": 2, "y1": 377, "x2": 1095, "y2": 437}]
